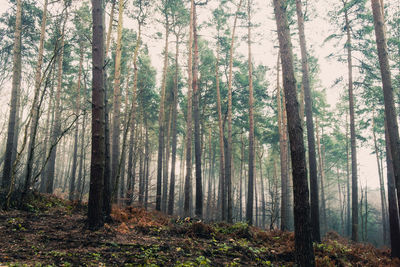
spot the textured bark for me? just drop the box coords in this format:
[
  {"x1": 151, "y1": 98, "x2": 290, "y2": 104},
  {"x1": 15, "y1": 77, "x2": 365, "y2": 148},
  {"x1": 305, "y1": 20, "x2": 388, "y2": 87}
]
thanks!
[
  {"x1": 226, "y1": 0, "x2": 243, "y2": 223},
  {"x1": 246, "y1": 0, "x2": 254, "y2": 225},
  {"x1": 345, "y1": 113, "x2": 351, "y2": 237},
  {"x1": 371, "y1": 0, "x2": 400, "y2": 221},
  {"x1": 2, "y1": 0, "x2": 22, "y2": 190},
  {"x1": 295, "y1": 0, "x2": 320, "y2": 243},
  {"x1": 192, "y1": 4, "x2": 203, "y2": 218},
  {"x1": 88, "y1": 0, "x2": 105, "y2": 229},
  {"x1": 156, "y1": 10, "x2": 170, "y2": 211},
  {"x1": 273, "y1": 0, "x2": 315, "y2": 265},
  {"x1": 385, "y1": 120, "x2": 400, "y2": 258},
  {"x1": 184, "y1": 0, "x2": 194, "y2": 217}
]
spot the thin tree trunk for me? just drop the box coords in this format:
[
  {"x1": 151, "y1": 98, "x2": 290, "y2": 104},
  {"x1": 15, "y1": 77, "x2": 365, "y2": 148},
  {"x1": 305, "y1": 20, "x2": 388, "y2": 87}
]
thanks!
[
  {"x1": 156, "y1": 10, "x2": 170, "y2": 211},
  {"x1": 2, "y1": 0, "x2": 22, "y2": 190},
  {"x1": 184, "y1": 0, "x2": 194, "y2": 217},
  {"x1": 246, "y1": 0, "x2": 255, "y2": 225},
  {"x1": 316, "y1": 119, "x2": 327, "y2": 235},
  {"x1": 193, "y1": 3, "x2": 203, "y2": 218},
  {"x1": 226, "y1": 0, "x2": 243, "y2": 224},
  {"x1": 342, "y1": 0, "x2": 359, "y2": 242},
  {"x1": 162, "y1": 106, "x2": 172, "y2": 212},
  {"x1": 295, "y1": 0, "x2": 320, "y2": 243},
  {"x1": 23, "y1": 0, "x2": 49, "y2": 196},
  {"x1": 168, "y1": 32, "x2": 180, "y2": 215},
  {"x1": 111, "y1": 0, "x2": 124, "y2": 202},
  {"x1": 372, "y1": 112, "x2": 387, "y2": 244},
  {"x1": 69, "y1": 45, "x2": 83, "y2": 201},
  {"x1": 215, "y1": 29, "x2": 225, "y2": 221},
  {"x1": 46, "y1": 8, "x2": 69, "y2": 194},
  {"x1": 277, "y1": 54, "x2": 289, "y2": 231}
]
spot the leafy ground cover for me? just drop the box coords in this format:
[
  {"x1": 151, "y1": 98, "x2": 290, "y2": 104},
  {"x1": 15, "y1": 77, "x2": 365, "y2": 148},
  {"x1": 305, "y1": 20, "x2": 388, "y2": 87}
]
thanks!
[{"x1": 0, "y1": 194, "x2": 398, "y2": 266}]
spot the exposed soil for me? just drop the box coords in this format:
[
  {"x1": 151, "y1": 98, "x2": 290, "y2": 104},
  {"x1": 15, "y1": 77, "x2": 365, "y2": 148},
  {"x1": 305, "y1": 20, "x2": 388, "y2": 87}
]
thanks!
[{"x1": 0, "y1": 194, "x2": 398, "y2": 266}]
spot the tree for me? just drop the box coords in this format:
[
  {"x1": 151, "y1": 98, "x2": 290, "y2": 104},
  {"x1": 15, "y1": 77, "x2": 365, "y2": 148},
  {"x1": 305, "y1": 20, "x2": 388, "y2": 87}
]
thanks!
[
  {"x1": 371, "y1": 0, "x2": 400, "y2": 256},
  {"x1": 273, "y1": 0, "x2": 315, "y2": 265},
  {"x1": 246, "y1": 0, "x2": 254, "y2": 226},
  {"x1": 111, "y1": 0, "x2": 124, "y2": 202},
  {"x1": 88, "y1": 0, "x2": 105, "y2": 229},
  {"x1": 295, "y1": 0, "x2": 320, "y2": 243},
  {"x1": 156, "y1": 0, "x2": 170, "y2": 211},
  {"x1": 184, "y1": 0, "x2": 194, "y2": 217},
  {"x1": 2, "y1": 0, "x2": 22, "y2": 191},
  {"x1": 226, "y1": 0, "x2": 243, "y2": 223}
]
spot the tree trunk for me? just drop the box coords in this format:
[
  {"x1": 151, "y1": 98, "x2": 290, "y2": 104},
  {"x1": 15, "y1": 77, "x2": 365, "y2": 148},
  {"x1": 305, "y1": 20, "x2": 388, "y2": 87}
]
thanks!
[
  {"x1": 384, "y1": 119, "x2": 400, "y2": 258},
  {"x1": 215, "y1": 29, "x2": 226, "y2": 221},
  {"x1": 162, "y1": 106, "x2": 172, "y2": 212},
  {"x1": 69, "y1": 45, "x2": 83, "y2": 201},
  {"x1": 23, "y1": 0, "x2": 49, "y2": 196},
  {"x1": 184, "y1": 0, "x2": 194, "y2": 217},
  {"x1": 246, "y1": 0, "x2": 255, "y2": 226},
  {"x1": 168, "y1": 32, "x2": 180, "y2": 215},
  {"x1": 273, "y1": 0, "x2": 315, "y2": 265},
  {"x1": 2, "y1": 0, "x2": 22, "y2": 190},
  {"x1": 226, "y1": 0, "x2": 243, "y2": 224},
  {"x1": 277, "y1": 54, "x2": 289, "y2": 231},
  {"x1": 111, "y1": 0, "x2": 124, "y2": 202},
  {"x1": 372, "y1": 112, "x2": 388, "y2": 245},
  {"x1": 88, "y1": 0, "x2": 105, "y2": 229},
  {"x1": 46, "y1": 8, "x2": 68, "y2": 194},
  {"x1": 295, "y1": 0, "x2": 320, "y2": 243},
  {"x1": 371, "y1": 0, "x2": 400, "y2": 219},
  {"x1": 316, "y1": 119, "x2": 327, "y2": 235},
  {"x1": 342, "y1": 1, "x2": 359, "y2": 242},
  {"x1": 193, "y1": 3, "x2": 203, "y2": 218},
  {"x1": 77, "y1": 113, "x2": 86, "y2": 202},
  {"x1": 156, "y1": 10, "x2": 170, "y2": 211}
]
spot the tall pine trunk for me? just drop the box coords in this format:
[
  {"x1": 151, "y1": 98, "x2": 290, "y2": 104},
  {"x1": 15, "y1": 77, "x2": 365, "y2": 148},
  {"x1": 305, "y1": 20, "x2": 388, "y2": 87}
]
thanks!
[
  {"x1": 246, "y1": 0, "x2": 255, "y2": 225},
  {"x1": 156, "y1": 10, "x2": 170, "y2": 211},
  {"x1": 193, "y1": 3, "x2": 203, "y2": 218},
  {"x1": 295, "y1": 0, "x2": 320, "y2": 243},
  {"x1": 88, "y1": 0, "x2": 105, "y2": 229},
  {"x1": 2, "y1": 0, "x2": 22, "y2": 190},
  {"x1": 273, "y1": 0, "x2": 315, "y2": 265},
  {"x1": 184, "y1": 0, "x2": 194, "y2": 217}
]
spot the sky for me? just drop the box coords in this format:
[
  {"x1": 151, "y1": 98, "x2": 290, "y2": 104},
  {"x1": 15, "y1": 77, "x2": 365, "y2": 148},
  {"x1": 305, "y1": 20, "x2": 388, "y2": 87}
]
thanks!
[{"x1": 0, "y1": 0, "x2": 393, "y2": 190}]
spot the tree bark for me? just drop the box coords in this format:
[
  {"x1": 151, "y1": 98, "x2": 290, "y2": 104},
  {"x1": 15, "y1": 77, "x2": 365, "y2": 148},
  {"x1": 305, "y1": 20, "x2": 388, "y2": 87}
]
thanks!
[
  {"x1": 226, "y1": 0, "x2": 243, "y2": 224},
  {"x1": 295, "y1": 0, "x2": 320, "y2": 243},
  {"x1": 273, "y1": 0, "x2": 315, "y2": 265},
  {"x1": 342, "y1": 0, "x2": 359, "y2": 242},
  {"x1": 193, "y1": 3, "x2": 203, "y2": 218},
  {"x1": 276, "y1": 54, "x2": 289, "y2": 231},
  {"x1": 156, "y1": 9, "x2": 170, "y2": 211},
  {"x1": 371, "y1": 0, "x2": 400, "y2": 221},
  {"x1": 88, "y1": 0, "x2": 105, "y2": 229},
  {"x1": 2, "y1": 0, "x2": 22, "y2": 190},
  {"x1": 246, "y1": 0, "x2": 255, "y2": 226},
  {"x1": 184, "y1": 0, "x2": 194, "y2": 217}
]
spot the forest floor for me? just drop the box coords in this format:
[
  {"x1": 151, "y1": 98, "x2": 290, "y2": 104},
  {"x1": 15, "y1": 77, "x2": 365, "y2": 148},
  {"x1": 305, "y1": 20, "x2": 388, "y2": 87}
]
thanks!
[{"x1": 0, "y1": 194, "x2": 398, "y2": 267}]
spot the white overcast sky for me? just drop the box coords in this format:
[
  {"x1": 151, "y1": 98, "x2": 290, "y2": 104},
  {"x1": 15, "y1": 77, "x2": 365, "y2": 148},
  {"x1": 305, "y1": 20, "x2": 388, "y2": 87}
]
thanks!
[{"x1": 0, "y1": 0, "x2": 398, "y2": 190}]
